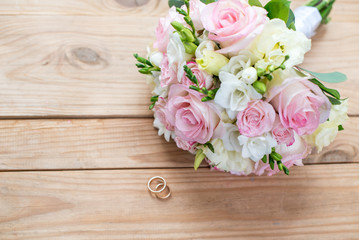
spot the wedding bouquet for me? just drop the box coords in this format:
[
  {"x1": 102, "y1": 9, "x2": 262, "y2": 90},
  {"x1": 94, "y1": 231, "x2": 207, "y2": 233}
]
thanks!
[{"x1": 134, "y1": 0, "x2": 348, "y2": 176}]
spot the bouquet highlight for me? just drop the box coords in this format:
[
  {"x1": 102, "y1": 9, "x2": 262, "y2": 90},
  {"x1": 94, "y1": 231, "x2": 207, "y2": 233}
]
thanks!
[{"x1": 135, "y1": 0, "x2": 348, "y2": 176}]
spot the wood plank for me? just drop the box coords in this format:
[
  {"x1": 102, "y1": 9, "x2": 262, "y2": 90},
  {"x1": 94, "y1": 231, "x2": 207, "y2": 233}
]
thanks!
[
  {"x1": 0, "y1": 7, "x2": 357, "y2": 117},
  {"x1": 0, "y1": 0, "x2": 357, "y2": 23},
  {"x1": 0, "y1": 117, "x2": 357, "y2": 171},
  {"x1": 1, "y1": 165, "x2": 359, "y2": 239}
]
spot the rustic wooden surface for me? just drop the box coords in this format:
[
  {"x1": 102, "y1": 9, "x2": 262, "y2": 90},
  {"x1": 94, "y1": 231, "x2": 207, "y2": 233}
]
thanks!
[{"x1": 0, "y1": 0, "x2": 358, "y2": 239}]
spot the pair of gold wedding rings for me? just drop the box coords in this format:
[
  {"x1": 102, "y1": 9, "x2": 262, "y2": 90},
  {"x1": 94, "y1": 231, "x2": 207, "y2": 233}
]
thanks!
[{"x1": 147, "y1": 176, "x2": 171, "y2": 199}]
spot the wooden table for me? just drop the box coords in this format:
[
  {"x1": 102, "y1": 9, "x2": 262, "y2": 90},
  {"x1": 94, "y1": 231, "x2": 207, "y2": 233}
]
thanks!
[{"x1": 0, "y1": 0, "x2": 358, "y2": 239}]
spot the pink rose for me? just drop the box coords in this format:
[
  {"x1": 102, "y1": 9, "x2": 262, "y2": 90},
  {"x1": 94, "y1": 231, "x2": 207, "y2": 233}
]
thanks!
[
  {"x1": 174, "y1": 137, "x2": 197, "y2": 154},
  {"x1": 153, "y1": 97, "x2": 173, "y2": 131},
  {"x1": 272, "y1": 117, "x2": 295, "y2": 146},
  {"x1": 189, "y1": 0, "x2": 206, "y2": 30},
  {"x1": 254, "y1": 133, "x2": 311, "y2": 176},
  {"x1": 153, "y1": 7, "x2": 184, "y2": 53},
  {"x1": 236, "y1": 100, "x2": 275, "y2": 137},
  {"x1": 166, "y1": 84, "x2": 222, "y2": 144},
  {"x1": 267, "y1": 77, "x2": 331, "y2": 136},
  {"x1": 201, "y1": 0, "x2": 268, "y2": 55},
  {"x1": 180, "y1": 62, "x2": 213, "y2": 89},
  {"x1": 159, "y1": 54, "x2": 178, "y2": 88}
]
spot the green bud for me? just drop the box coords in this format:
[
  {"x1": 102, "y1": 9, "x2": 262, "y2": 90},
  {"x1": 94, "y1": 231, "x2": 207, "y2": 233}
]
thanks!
[
  {"x1": 179, "y1": 28, "x2": 195, "y2": 43},
  {"x1": 279, "y1": 64, "x2": 286, "y2": 70},
  {"x1": 277, "y1": 162, "x2": 284, "y2": 171},
  {"x1": 271, "y1": 152, "x2": 283, "y2": 161},
  {"x1": 285, "y1": 55, "x2": 290, "y2": 61},
  {"x1": 136, "y1": 63, "x2": 146, "y2": 68},
  {"x1": 171, "y1": 21, "x2": 185, "y2": 31},
  {"x1": 257, "y1": 68, "x2": 265, "y2": 77},
  {"x1": 189, "y1": 85, "x2": 200, "y2": 91},
  {"x1": 176, "y1": 8, "x2": 187, "y2": 16},
  {"x1": 184, "y1": 16, "x2": 193, "y2": 25},
  {"x1": 139, "y1": 67, "x2": 150, "y2": 74},
  {"x1": 252, "y1": 81, "x2": 267, "y2": 95},
  {"x1": 283, "y1": 166, "x2": 289, "y2": 175},
  {"x1": 262, "y1": 155, "x2": 267, "y2": 163},
  {"x1": 268, "y1": 65, "x2": 276, "y2": 72},
  {"x1": 266, "y1": 74, "x2": 273, "y2": 81},
  {"x1": 183, "y1": 42, "x2": 197, "y2": 54}
]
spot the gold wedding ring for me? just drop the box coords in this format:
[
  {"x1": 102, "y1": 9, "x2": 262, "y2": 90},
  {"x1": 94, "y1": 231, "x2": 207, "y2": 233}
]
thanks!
[{"x1": 147, "y1": 176, "x2": 171, "y2": 199}]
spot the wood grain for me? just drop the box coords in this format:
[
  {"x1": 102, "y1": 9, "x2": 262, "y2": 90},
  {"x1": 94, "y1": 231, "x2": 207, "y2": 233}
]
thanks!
[
  {"x1": 0, "y1": 117, "x2": 357, "y2": 171},
  {"x1": 1, "y1": 165, "x2": 359, "y2": 240},
  {"x1": 0, "y1": 3, "x2": 357, "y2": 117}
]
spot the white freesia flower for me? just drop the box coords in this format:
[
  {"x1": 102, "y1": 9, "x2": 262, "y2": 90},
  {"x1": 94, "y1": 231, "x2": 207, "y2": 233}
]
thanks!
[
  {"x1": 147, "y1": 71, "x2": 168, "y2": 98},
  {"x1": 221, "y1": 123, "x2": 242, "y2": 152},
  {"x1": 195, "y1": 39, "x2": 218, "y2": 59},
  {"x1": 215, "y1": 72, "x2": 262, "y2": 119},
  {"x1": 238, "y1": 133, "x2": 277, "y2": 162},
  {"x1": 250, "y1": 19, "x2": 311, "y2": 70},
  {"x1": 241, "y1": 67, "x2": 258, "y2": 84},
  {"x1": 167, "y1": 32, "x2": 192, "y2": 65},
  {"x1": 149, "y1": 51, "x2": 163, "y2": 67},
  {"x1": 153, "y1": 117, "x2": 175, "y2": 142},
  {"x1": 220, "y1": 51, "x2": 257, "y2": 80},
  {"x1": 305, "y1": 99, "x2": 349, "y2": 152},
  {"x1": 201, "y1": 139, "x2": 254, "y2": 175}
]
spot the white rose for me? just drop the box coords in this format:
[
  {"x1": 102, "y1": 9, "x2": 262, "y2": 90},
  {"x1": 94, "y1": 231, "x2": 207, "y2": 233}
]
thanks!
[
  {"x1": 221, "y1": 123, "x2": 242, "y2": 152},
  {"x1": 305, "y1": 99, "x2": 349, "y2": 152},
  {"x1": 215, "y1": 72, "x2": 262, "y2": 119},
  {"x1": 167, "y1": 32, "x2": 192, "y2": 65},
  {"x1": 153, "y1": 117, "x2": 175, "y2": 142},
  {"x1": 201, "y1": 139, "x2": 254, "y2": 175},
  {"x1": 238, "y1": 133, "x2": 277, "y2": 162},
  {"x1": 250, "y1": 19, "x2": 311, "y2": 70}
]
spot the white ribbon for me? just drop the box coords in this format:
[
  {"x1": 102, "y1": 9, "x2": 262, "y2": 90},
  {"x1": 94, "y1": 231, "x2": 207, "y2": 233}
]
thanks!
[{"x1": 294, "y1": 6, "x2": 322, "y2": 38}]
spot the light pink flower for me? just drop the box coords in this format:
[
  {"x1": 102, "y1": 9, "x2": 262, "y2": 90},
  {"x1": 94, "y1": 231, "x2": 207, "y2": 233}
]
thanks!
[
  {"x1": 254, "y1": 134, "x2": 311, "y2": 176},
  {"x1": 267, "y1": 77, "x2": 331, "y2": 136},
  {"x1": 236, "y1": 100, "x2": 275, "y2": 137},
  {"x1": 153, "y1": 97, "x2": 173, "y2": 131},
  {"x1": 180, "y1": 62, "x2": 213, "y2": 89},
  {"x1": 166, "y1": 84, "x2": 222, "y2": 144},
  {"x1": 272, "y1": 117, "x2": 295, "y2": 146},
  {"x1": 153, "y1": 7, "x2": 184, "y2": 53},
  {"x1": 174, "y1": 137, "x2": 197, "y2": 154},
  {"x1": 201, "y1": 0, "x2": 268, "y2": 55},
  {"x1": 159, "y1": 54, "x2": 178, "y2": 88},
  {"x1": 189, "y1": 0, "x2": 206, "y2": 30}
]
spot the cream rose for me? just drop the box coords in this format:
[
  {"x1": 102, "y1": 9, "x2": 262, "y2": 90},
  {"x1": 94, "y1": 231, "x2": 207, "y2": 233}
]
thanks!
[{"x1": 250, "y1": 19, "x2": 311, "y2": 70}]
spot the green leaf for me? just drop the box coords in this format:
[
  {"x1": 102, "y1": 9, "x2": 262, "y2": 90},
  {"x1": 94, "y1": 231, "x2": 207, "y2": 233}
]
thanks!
[
  {"x1": 169, "y1": 0, "x2": 185, "y2": 8},
  {"x1": 327, "y1": 96, "x2": 341, "y2": 105},
  {"x1": 205, "y1": 142, "x2": 215, "y2": 153},
  {"x1": 264, "y1": 0, "x2": 291, "y2": 22},
  {"x1": 194, "y1": 149, "x2": 206, "y2": 170},
  {"x1": 286, "y1": 9, "x2": 296, "y2": 30},
  {"x1": 262, "y1": 155, "x2": 267, "y2": 163},
  {"x1": 248, "y1": 0, "x2": 263, "y2": 7},
  {"x1": 169, "y1": 0, "x2": 216, "y2": 7},
  {"x1": 338, "y1": 125, "x2": 344, "y2": 131},
  {"x1": 200, "y1": 0, "x2": 217, "y2": 4},
  {"x1": 299, "y1": 67, "x2": 347, "y2": 83},
  {"x1": 309, "y1": 79, "x2": 341, "y2": 99}
]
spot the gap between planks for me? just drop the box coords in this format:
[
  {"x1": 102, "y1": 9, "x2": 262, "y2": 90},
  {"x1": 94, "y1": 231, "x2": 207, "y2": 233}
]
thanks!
[{"x1": 0, "y1": 162, "x2": 358, "y2": 173}]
